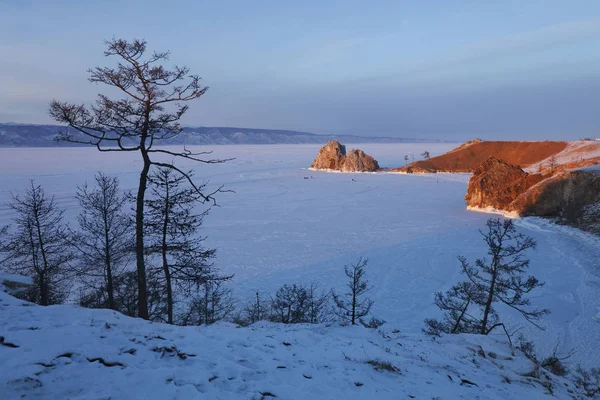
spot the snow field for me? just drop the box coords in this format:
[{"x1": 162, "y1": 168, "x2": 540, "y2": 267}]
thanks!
[{"x1": 0, "y1": 289, "x2": 578, "y2": 399}]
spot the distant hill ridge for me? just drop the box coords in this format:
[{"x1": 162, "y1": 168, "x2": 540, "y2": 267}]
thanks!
[{"x1": 0, "y1": 123, "x2": 437, "y2": 147}]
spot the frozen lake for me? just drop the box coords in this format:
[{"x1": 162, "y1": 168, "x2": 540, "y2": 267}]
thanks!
[{"x1": 0, "y1": 143, "x2": 599, "y2": 367}]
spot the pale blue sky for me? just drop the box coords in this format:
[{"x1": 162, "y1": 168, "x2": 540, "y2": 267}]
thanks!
[{"x1": 1, "y1": 0, "x2": 600, "y2": 139}]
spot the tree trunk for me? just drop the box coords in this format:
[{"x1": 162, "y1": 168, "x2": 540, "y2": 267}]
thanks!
[
  {"x1": 135, "y1": 150, "x2": 150, "y2": 320},
  {"x1": 34, "y1": 205, "x2": 50, "y2": 306},
  {"x1": 481, "y1": 268, "x2": 497, "y2": 334},
  {"x1": 161, "y1": 182, "x2": 173, "y2": 324},
  {"x1": 27, "y1": 222, "x2": 44, "y2": 305},
  {"x1": 451, "y1": 299, "x2": 470, "y2": 334},
  {"x1": 351, "y1": 270, "x2": 357, "y2": 325},
  {"x1": 103, "y1": 211, "x2": 115, "y2": 310},
  {"x1": 39, "y1": 273, "x2": 48, "y2": 306}
]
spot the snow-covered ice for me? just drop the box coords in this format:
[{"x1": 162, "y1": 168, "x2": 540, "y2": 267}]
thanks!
[{"x1": 0, "y1": 143, "x2": 599, "y2": 398}]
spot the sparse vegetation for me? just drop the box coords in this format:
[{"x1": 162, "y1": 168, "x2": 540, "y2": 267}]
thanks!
[
  {"x1": 573, "y1": 365, "x2": 600, "y2": 398},
  {"x1": 332, "y1": 257, "x2": 374, "y2": 325},
  {"x1": 1, "y1": 181, "x2": 73, "y2": 305},
  {"x1": 70, "y1": 173, "x2": 133, "y2": 312},
  {"x1": 425, "y1": 218, "x2": 548, "y2": 340},
  {"x1": 49, "y1": 38, "x2": 229, "y2": 319},
  {"x1": 366, "y1": 359, "x2": 400, "y2": 373},
  {"x1": 270, "y1": 283, "x2": 330, "y2": 324}
]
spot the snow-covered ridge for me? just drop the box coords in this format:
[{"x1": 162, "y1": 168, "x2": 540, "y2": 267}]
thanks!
[
  {"x1": 0, "y1": 288, "x2": 578, "y2": 399},
  {"x1": 0, "y1": 124, "x2": 435, "y2": 147}
]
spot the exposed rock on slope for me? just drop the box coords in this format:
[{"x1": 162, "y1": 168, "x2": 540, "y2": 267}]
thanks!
[
  {"x1": 395, "y1": 140, "x2": 568, "y2": 173},
  {"x1": 464, "y1": 157, "x2": 544, "y2": 211},
  {"x1": 514, "y1": 169, "x2": 600, "y2": 221},
  {"x1": 466, "y1": 158, "x2": 600, "y2": 233},
  {"x1": 311, "y1": 141, "x2": 379, "y2": 172},
  {"x1": 340, "y1": 149, "x2": 379, "y2": 172}
]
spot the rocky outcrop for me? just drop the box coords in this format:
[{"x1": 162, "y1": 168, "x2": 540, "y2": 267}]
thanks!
[
  {"x1": 513, "y1": 169, "x2": 600, "y2": 221},
  {"x1": 465, "y1": 157, "x2": 544, "y2": 211},
  {"x1": 465, "y1": 157, "x2": 600, "y2": 234},
  {"x1": 340, "y1": 149, "x2": 379, "y2": 172},
  {"x1": 311, "y1": 141, "x2": 347, "y2": 170},
  {"x1": 311, "y1": 141, "x2": 379, "y2": 172}
]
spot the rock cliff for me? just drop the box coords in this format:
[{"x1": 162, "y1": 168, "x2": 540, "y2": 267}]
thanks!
[
  {"x1": 311, "y1": 141, "x2": 379, "y2": 172},
  {"x1": 465, "y1": 157, "x2": 600, "y2": 234},
  {"x1": 464, "y1": 157, "x2": 544, "y2": 211},
  {"x1": 311, "y1": 141, "x2": 347, "y2": 170}
]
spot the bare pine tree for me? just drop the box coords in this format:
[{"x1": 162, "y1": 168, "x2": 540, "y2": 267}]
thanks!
[
  {"x1": 180, "y1": 280, "x2": 235, "y2": 325},
  {"x1": 307, "y1": 282, "x2": 332, "y2": 324},
  {"x1": 460, "y1": 218, "x2": 549, "y2": 335},
  {"x1": 1, "y1": 181, "x2": 73, "y2": 305},
  {"x1": 270, "y1": 284, "x2": 310, "y2": 324},
  {"x1": 145, "y1": 166, "x2": 229, "y2": 323},
  {"x1": 243, "y1": 291, "x2": 271, "y2": 325},
  {"x1": 70, "y1": 173, "x2": 133, "y2": 311},
  {"x1": 423, "y1": 281, "x2": 483, "y2": 336},
  {"x1": 332, "y1": 257, "x2": 374, "y2": 325},
  {"x1": 49, "y1": 38, "x2": 230, "y2": 319}
]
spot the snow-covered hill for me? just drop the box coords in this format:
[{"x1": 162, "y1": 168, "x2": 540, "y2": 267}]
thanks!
[
  {"x1": 0, "y1": 124, "x2": 434, "y2": 147},
  {"x1": 0, "y1": 278, "x2": 581, "y2": 399}
]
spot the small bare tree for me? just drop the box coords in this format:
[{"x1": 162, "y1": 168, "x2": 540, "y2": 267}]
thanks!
[
  {"x1": 421, "y1": 151, "x2": 431, "y2": 160},
  {"x1": 332, "y1": 257, "x2": 374, "y2": 325},
  {"x1": 145, "y1": 166, "x2": 227, "y2": 324},
  {"x1": 423, "y1": 281, "x2": 483, "y2": 336},
  {"x1": 403, "y1": 155, "x2": 409, "y2": 165},
  {"x1": 242, "y1": 291, "x2": 271, "y2": 324},
  {"x1": 1, "y1": 181, "x2": 73, "y2": 305},
  {"x1": 70, "y1": 173, "x2": 133, "y2": 311},
  {"x1": 573, "y1": 366, "x2": 600, "y2": 398},
  {"x1": 460, "y1": 218, "x2": 548, "y2": 335},
  {"x1": 307, "y1": 282, "x2": 332, "y2": 324},
  {"x1": 180, "y1": 280, "x2": 235, "y2": 325},
  {"x1": 548, "y1": 155, "x2": 558, "y2": 172},
  {"x1": 49, "y1": 38, "x2": 230, "y2": 319},
  {"x1": 425, "y1": 219, "x2": 548, "y2": 341},
  {"x1": 270, "y1": 284, "x2": 310, "y2": 324}
]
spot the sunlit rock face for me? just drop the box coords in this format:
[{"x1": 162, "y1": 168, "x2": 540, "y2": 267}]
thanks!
[
  {"x1": 311, "y1": 141, "x2": 379, "y2": 172},
  {"x1": 465, "y1": 157, "x2": 543, "y2": 211},
  {"x1": 466, "y1": 157, "x2": 600, "y2": 233},
  {"x1": 340, "y1": 149, "x2": 379, "y2": 172}
]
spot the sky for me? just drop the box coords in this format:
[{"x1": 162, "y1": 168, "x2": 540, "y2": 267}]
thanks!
[{"x1": 1, "y1": 0, "x2": 600, "y2": 140}]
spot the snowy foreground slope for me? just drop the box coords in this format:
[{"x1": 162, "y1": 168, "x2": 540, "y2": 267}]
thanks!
[{"x1": 0, "y1": 281, "x2": 578, "y2": 400}]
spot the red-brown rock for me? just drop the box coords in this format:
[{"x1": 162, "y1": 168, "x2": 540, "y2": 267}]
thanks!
[
  {"x1": 311, "y1": 141, "x2": 380, "y2": 172},
  {"x1": 465, "y1": 157, "x2": 544, "y2": 211},
  {"x1": 311, "y1": 141, "x2": 347, "y2": 170},
  {"x1": 341, "y1": 149, "x2": 379, "y2": 172}
]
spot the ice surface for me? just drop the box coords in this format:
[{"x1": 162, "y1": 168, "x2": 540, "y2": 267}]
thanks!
[{"x1": 0, "y1": 143, "x2": 599, "y2": 372}]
